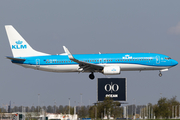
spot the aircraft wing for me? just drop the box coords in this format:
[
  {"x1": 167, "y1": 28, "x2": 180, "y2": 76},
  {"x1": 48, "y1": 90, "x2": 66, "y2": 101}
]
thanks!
[{"x1": 63, "y1": 46, "x2": 104, "y2": 72}]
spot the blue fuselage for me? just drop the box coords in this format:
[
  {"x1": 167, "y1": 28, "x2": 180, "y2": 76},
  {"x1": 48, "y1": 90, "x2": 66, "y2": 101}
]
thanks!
[{"x1": 11, "y1": 53, "x2": 178, "y2": 73}]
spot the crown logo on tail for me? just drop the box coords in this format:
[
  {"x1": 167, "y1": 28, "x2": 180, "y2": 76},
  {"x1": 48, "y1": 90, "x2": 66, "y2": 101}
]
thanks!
[{"x1": 15, "y1": 40, "x2": 23, "y2": 44}]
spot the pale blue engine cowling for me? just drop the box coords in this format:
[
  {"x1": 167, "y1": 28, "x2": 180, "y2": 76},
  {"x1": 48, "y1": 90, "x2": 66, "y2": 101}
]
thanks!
[{"x1": 103, "y1": 66, "x2": 121, "y2": 75}]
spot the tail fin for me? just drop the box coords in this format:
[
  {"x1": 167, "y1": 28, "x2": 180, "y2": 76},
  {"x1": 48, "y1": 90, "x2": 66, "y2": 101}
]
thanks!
[{"x1": 5, "y1": 25, "x2": 49, "y2": 57}]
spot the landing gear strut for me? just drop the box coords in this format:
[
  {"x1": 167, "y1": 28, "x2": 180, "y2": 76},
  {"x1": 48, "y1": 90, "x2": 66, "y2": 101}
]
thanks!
[
  {"x1": 89, "y1": 72, "x2": 95, "y2": 80},
  {"x1": 159, "y1": 72, "x2": 162, "y2": 77}
]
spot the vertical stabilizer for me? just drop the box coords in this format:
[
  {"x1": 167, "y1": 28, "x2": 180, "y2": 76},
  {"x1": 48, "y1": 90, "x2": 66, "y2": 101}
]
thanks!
[{"x1": 5, "y1": 25, "x2": 49, "y2": 57}]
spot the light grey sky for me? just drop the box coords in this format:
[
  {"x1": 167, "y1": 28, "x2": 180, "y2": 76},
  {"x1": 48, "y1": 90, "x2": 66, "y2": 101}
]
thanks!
[{"x1": 0, "y1": 0, "x2": 180, "y2": 107}]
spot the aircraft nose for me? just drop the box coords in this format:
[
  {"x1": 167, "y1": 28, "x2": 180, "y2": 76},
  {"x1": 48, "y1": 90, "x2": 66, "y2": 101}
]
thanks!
[{"x1": 172, "y1": 59, "x2": 178, "y2": 66}]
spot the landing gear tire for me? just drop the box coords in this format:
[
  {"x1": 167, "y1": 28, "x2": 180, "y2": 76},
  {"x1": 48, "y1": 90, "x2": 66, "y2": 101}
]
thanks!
[
  {"x1": 159, "y1": 72, "x2": 162, "y2": 77},
  {"x1": 89, "y1": 73, "x2": 95, "y2": 80}
]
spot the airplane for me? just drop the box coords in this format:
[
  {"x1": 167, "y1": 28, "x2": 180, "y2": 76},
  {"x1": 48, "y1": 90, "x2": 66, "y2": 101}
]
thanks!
[{"x1": 5, "y1": 25, "x2": 178, "y2": 80}]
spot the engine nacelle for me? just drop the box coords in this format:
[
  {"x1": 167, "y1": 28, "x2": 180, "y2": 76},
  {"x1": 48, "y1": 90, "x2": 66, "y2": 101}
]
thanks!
[{"x1": 103, "y1": 66, "x2": 121, "y2": 75}]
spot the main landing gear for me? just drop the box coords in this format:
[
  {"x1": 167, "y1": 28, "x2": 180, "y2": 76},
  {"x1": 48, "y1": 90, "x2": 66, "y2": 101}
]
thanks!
[
  {"x1": 89, "y1": 72, "x2": 95, "y2": 80},
  {"x1": 159, "y1": 71, "x2": 162, "y2": 77}
]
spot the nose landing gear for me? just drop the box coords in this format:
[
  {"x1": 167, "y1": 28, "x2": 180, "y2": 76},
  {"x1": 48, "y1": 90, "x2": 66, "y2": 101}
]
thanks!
[
  {"x1": 89, "y1": 72, "x2": 95, "y2": 80},
  {"x1": 159, "y1": 72, "x2": 162, "y2": 77}
]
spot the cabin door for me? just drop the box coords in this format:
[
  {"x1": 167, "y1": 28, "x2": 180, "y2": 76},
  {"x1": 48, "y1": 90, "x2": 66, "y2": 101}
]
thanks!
[
  {"x1": 36, "y1": 59, "x2": 40, "y2": 68},
  {"x1": 156, "y1": 56, "x2": 160, "y2": 64}
]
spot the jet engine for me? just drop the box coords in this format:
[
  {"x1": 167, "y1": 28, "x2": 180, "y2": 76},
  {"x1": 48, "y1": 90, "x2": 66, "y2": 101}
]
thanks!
[{"x1": 102, "y1": 66, "x2": 121, "y2": 75}]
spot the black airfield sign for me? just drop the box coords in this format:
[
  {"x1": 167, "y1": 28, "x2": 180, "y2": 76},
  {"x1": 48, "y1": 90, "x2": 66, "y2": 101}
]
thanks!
[{"x1": 97, "y1": 78, "x2": 127, "y2": 101}]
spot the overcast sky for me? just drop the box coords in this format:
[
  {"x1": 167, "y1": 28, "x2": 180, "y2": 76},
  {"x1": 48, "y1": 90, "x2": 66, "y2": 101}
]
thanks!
[{"x1": 1, "y1": 0, "x2": 180, "y2": 107}]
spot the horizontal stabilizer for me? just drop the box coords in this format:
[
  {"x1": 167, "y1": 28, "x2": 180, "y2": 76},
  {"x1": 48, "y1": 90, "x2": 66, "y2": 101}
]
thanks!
[{"x1": 6, "y1": 56, "x2": 26, "y2": 61}]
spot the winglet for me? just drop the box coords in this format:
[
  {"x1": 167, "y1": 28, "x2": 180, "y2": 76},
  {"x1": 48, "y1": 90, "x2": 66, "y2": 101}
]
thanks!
[{"x1": 63, "y1": 46, "x2": 74, "y2": 60}]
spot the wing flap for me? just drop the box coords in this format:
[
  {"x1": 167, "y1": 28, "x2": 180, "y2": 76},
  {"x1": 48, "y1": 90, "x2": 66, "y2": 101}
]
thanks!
[{"x1": 160, "y1": 68, "x2": 168, "y2": 72}]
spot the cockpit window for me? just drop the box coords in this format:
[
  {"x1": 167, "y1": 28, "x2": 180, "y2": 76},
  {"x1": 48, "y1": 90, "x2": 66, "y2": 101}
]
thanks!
[{"x1": 165, "y1": 57, "x2": 171, "y2": 60}]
